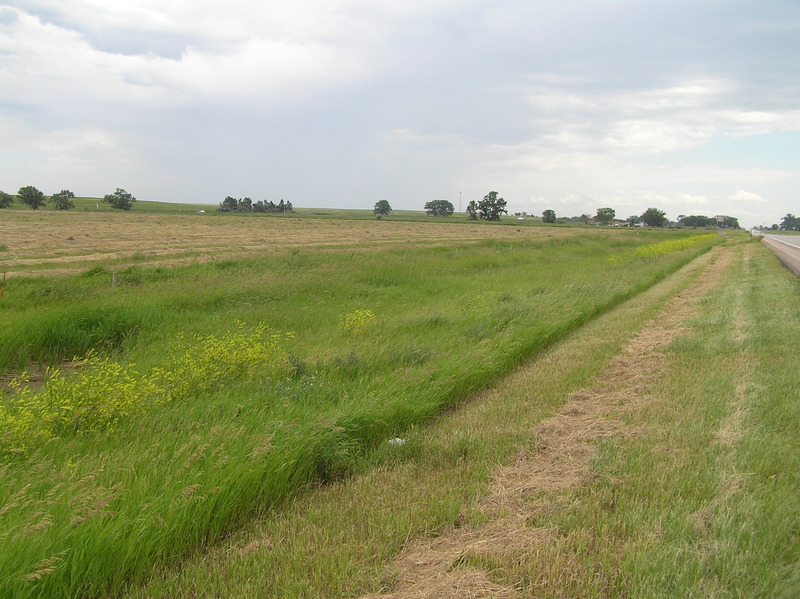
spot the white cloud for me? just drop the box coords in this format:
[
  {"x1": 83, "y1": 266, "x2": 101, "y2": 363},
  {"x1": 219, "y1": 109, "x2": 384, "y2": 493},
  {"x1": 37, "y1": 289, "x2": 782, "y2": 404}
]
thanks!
[
  {"x1": 601, "y1": 120, "x2": 714, "y2": 152},
  {"x1": 717, "y1": 109, "x2": 800, "y2": 135},
  {"x1": 729, "y1": 190, "x2": 768, "y2": 203}
]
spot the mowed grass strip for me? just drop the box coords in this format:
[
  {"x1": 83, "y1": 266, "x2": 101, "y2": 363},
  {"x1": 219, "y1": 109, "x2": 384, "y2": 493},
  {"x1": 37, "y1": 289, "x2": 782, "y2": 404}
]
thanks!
[
  {"x1": 124, "y1": 241, "x2": 722, "y2": 598},
  {"x1": 502, "y1": 241, "x2": 800, "y2": 598}
]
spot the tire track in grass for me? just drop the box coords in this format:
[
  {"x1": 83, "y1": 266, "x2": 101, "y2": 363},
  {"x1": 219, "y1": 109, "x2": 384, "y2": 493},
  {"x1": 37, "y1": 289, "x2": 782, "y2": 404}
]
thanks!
[{"x1": 362, "y1": 246, "x2": 736, "y2": 599}]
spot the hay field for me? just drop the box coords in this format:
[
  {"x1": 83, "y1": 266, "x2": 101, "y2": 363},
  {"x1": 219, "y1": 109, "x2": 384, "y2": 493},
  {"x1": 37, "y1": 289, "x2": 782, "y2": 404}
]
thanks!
[{"x1": 0, "y1": 210, "x2": 580, "y2": 277}]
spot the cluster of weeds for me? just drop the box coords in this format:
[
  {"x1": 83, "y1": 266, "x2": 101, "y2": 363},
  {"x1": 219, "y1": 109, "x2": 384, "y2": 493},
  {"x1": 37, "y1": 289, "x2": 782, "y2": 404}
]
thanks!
[{"x1": 0, "y1": 324, "x2": 292, "y2": 458}]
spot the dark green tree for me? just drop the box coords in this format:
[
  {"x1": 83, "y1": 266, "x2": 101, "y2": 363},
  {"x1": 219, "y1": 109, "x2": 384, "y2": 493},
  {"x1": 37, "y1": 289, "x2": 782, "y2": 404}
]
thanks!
[
  {"x1": 0, "y1": 191, "x2": 12, "y2": 208},
  {"x1": 104, "y1": 188, "x2": 136, "y2": 211},
  {"x1": 373, "y1": 199, "x2": 392, "y2": 216},
  {"x1": 595, "y1": 207, "x2": 615, "y2": 225},
  {"x1": 477, "y1": 191, "x2": 507, "y2": 221},
  {"x1": 424, "y1": 199, "x2": 455, "y2": 217},
  {"x1": 51, "y1": 189, "x2": 76, "y2": 210},
  {"x1": 678, "y1": 214, "x2": 713, "y2": 228},
  {"x1": 542, "y1": 209, "x2": 556, "y2": 223},
  {"x1": 466, "y1": 200, "x2": 478, "y2": 220},
  {"x1": 720, "y1": 216, "x2": 740, "y2": 229},
  {"x1": 641, "y1": 207, "x2": 667, "y2": 227},
  {"x1": 18, "y1": 185, "x2": 46, "y2": 210},
  {"x1": 780, "y1": 214, "x2": 800, "y2": 231},
  {"x1": 219, "y1": 196, "x2": 240, "y2": 212}
]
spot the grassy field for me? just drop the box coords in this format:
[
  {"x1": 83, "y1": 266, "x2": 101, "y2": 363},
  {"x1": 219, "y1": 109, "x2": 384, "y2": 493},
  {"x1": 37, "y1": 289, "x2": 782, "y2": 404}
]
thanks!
[
  {"x1": 1, "y1": 203, "x2": 559, "y2": 277},
  {"x1": 120, "y1": 238, "x2": 800, "y2": 599},
  {"x1": 2, "y1": 209, "x2": 794, "y2": 597}
]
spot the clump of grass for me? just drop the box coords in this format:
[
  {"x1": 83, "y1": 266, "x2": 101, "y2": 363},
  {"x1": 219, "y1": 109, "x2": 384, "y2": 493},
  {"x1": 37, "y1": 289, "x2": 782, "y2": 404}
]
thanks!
[
  {"x1": 0, "y1": 305, "x2": 148, "y2": 372},
  {"x1": 80, "y1": 265, "x2": 108, "y2": 278}
]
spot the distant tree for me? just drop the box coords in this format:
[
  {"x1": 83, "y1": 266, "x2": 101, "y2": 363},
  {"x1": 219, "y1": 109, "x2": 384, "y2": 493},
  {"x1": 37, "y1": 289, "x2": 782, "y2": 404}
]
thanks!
[
  {"x1": 219, "y1": 196, "x2": 239, "y2": 212},
  {"x1": 424, "y1": 199, "x2": 455, "y2": 217},
  {"x1": 466, "y1": 200, "x2": 478, "y2": 220},
  {"x1": 542, "y1": 209, "x2": 557, "y2": 223},
  {"x1": 0, "y1": 191, "x2": 12, "y2": 208},
  {"x1": 373, "y1": 199, "x2": 392, "y2": 216},
  {"x1": 678, "y1": 214, "x2": 713, "y2": 228},
  {"x1": 780, "y1": 214, "x2": 800, "y2": 231},
  {"x1": 51, "y1": 189, "x2": 76, "y2": 210},
  {"x1": 18, "y1": 185, "x2": 46, "y2": 210},
  {"x1": 641, "y1": 207, "x2": 668, "y2": 227},
  {"x1": 251, "y1": 199, "x2": 289, "y2": 213},
  {"x1": 104, "y1": 188, "x2": 136, "y2": 211},
  {"x1": 720, "y1": 216, "x2": 740, "y2": 229},
  {"x1": 627, "y1": 214, "x2": 642, "y2": 226},
  {"x1": 595, "y1": 207, "x2": 615, "y2": 225},
  {"x1": 477, "y1": 191, "x2": 507, "y2": 221}
]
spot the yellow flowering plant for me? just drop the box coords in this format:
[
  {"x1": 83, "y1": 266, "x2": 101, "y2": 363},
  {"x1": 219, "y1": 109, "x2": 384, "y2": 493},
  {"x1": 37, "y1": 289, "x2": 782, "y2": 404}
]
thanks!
[
  {"x1": 339, "y1": 309, "x2": 376, "y2": 335},
  {"x1": 0, "y1": 324, "x2": 292, "y2": 459}
]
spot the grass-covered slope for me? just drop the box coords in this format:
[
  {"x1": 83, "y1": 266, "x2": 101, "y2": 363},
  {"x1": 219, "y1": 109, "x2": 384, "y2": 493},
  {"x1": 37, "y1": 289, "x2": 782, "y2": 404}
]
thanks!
[{"x1": 0, "y1": 228, "x2": 719, "y2": 598}]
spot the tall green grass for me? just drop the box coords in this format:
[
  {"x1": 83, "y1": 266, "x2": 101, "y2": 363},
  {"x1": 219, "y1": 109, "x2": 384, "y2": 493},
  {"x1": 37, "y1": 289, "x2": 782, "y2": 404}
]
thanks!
[
  {"x1": 124, "y1": 231, "x2": 721, "y2": 599},
  {"x1": 0, "y1": 229, "x2": 720, "y2": 597}
]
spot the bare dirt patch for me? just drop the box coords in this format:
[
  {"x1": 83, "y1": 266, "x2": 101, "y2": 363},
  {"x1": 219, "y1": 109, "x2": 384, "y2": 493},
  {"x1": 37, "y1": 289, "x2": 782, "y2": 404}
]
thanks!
[{"x1": 363, "y1": 247, "x2": 735, "y2": 598}]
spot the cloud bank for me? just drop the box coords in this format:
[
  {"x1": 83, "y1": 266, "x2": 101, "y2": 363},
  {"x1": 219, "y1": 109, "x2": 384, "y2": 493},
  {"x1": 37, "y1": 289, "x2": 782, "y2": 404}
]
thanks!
[{"x1": 1, "y1": 0, "x2": 799, "y2": 226}]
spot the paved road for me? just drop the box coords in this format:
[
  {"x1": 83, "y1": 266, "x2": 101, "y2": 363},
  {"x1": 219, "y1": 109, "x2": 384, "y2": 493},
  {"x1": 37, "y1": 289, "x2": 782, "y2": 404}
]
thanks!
[{"x1": 761, "y1": 234, "x2": 800, "y2": 278}]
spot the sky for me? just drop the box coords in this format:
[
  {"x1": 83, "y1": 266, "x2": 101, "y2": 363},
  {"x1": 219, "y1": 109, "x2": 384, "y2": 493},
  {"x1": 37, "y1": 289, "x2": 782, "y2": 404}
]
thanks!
[{"x1": 1, "y1": 0, "x2": 798, "y2": 228}]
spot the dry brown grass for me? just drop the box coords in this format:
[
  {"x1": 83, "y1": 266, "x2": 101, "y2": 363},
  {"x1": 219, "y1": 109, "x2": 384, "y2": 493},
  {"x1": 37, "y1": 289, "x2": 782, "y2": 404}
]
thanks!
[{"x1": 0, "y1": 211, "x2": 581, "y2": 277}]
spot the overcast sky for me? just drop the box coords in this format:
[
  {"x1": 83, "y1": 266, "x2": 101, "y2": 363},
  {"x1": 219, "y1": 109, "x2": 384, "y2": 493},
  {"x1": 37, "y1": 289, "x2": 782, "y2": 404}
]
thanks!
[{"x1": 1, "y1": 1, "x2": 798, "y2": 227}]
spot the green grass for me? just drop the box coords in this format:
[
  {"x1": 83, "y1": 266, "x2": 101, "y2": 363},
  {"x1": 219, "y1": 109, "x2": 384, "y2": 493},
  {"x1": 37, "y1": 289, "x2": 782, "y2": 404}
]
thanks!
[
  {"x1": 125, "y1": 234, "x2": 720, "y2": 599},
  {"x1": 120, "y1": 235, "x2": 800, "y2": 599},
  {"x1": 564, "y1": 241, "x2": 800, "y2": 597},
  {"x1": 0, "y1": 197, "x2": 214, "y2": 214},
  {"x1": 0, "y1": 227, "x2": 723, "y2": 598},
  {"x1": 0, "y1": 196, "x2": 570, "y2": 226}
]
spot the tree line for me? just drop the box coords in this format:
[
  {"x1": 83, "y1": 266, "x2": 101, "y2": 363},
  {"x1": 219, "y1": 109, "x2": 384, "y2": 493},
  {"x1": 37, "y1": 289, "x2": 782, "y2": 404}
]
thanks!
[
  {"x1": 218, "y1": 197, "x2": 294, "y2": 213},
  {"x1": 413, "y1": 195, "x2": 741, "y2": 229},
  {"x1": 375, "y1": 193, "x2": 508, "y2": 221},
  {"x1": 0, "y1": 186, "x2": 136, "y2": 210}
]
